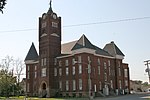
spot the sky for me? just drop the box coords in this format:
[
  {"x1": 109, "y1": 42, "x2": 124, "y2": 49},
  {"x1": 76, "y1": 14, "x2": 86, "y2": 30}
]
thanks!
[{"x1": 0, "y1": 0, "x2": 150, "y2": 82}]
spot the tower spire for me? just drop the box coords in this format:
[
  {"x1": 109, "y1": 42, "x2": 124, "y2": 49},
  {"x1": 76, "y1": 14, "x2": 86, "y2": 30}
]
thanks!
[{"x1": 48, "y1": 0, "x2": 53, "y2": 13}]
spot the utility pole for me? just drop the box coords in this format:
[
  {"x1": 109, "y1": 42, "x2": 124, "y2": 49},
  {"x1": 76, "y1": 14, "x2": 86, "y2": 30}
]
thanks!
[{"x1": 144, "y1": 60, "x2": 150, "y2": 82}]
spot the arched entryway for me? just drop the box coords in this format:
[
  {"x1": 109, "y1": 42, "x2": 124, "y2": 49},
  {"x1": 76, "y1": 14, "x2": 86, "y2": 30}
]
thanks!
[{"x1": 40, "y1": 82, "x2": 47, "y2": 98}]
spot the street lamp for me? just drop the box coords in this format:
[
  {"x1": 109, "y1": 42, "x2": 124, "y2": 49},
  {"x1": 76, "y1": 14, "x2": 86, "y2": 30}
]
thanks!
[{"x1": 74, "y1": 60, "x2": 92, "y2": 100}]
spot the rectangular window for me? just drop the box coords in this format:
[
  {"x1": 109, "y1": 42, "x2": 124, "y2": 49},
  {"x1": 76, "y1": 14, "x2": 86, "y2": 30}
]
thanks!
[
  {"x1": 66, "y1": 80, "x2": 69, "y2": 91},
  {"x1": 125, "y1": 80, "x2": 128, "y2": 86},
  {"x1": 99, "y1": 81, "x2": 102, "y2": 90},
  {"x1": 79, "y1": 64, "x2": 82, "y2": 74},
  {"x1": 104, "y1": 73, "x2": 107, "y2": 81},
  {"x1": 119, "y1": 80, "x2": 122, "y2": 89},
  {"x1": 78, "y1": 56, "x2": 82, "y2": 63},
  {"x1": 54, "y1": 58, "x2": 57, "y2": 65},
  {"x1": 27, "y1": 65, "x2": 30, "y2": 71},
  {"x1": 110, "y1": 80, "x2": 113, "y2": 89},
  {"x1": 35, "y1": 65, "x2": 37, "y2": 70},
  {"x1": 104, "y1": 62, "x2": 107, "y2": 69},
  {"x1": 41, "y1": 68, "x2": 46, "y2": 77},
  {"x1": 72, "y1": 58, "x2": 75, "y2": 65},
  {"x1": 98, "y1": 66, "x2": 100, "y2": 75},
  {"x1": 59, "y1": 60, "x2": 62, "y2": 66},
  {"x1": 27, "y1": 72, "x2": 30, "y2": 79},
  {"x1": 109, "y1": 67, "x2": 111, "y2": 76},
  {"x1": 108, "y1": 60, "x2": 111, "y2": 66},
  {"x1": 52, "y1": 22, "x2": 58, "y2": 28},
  {"x1": 118, "y1": 68, "x2": 121, "y2": 76},
  {"x1": 59, "y1": 68, "x2": 62, "y2": 76},
  {"x1": 59, "y1": 81, "x2": 62, "y2": 91},
  {"x1": 79, "y1": 79, "x2": 82, "y2": 90},
  {"x1": 34, "y1": 72, "x2": 37, "y2": 78},
  {"x1": 27, "y1": 83, "x2": 30, "y2": 92},
  {"x1": 98, "y1": 58, "x2": 100, "y2": 65},
  {"x1": 54, "y1": 68, "x2": 57, "y2": 76},
  {"x1": 44, "y1": 58, "x2": 46, "y2": 66},
  {"x1": 88, "y1": 56, "x2": 91, "y2": 62},
  {"x1": 73, "y1": 66, "x2": 75, "y2": 75},
  {"x1": 124, "y1": 69, "x2": 128, "y2": 77},
  {"x1": 118, "y1": 61, "x2": 120, "y2": 67},
  {"x1": 66, "y1": 67, "x2": 69, "y2": 75},
  {"x1": 73, "y1": 80, "x2": 76, "y2": 91},
  {"x1": 65, "y1": 59, "x2": 69, "y2": 66},
  {"x1": 41, "y1": 59, "x2": 44, "y2": 66}
]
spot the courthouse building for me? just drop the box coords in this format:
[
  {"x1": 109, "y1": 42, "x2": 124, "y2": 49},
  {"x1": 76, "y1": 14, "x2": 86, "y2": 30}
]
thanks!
[{"x1": 25, "y1": 2, "x2": 130, "y2": 97}]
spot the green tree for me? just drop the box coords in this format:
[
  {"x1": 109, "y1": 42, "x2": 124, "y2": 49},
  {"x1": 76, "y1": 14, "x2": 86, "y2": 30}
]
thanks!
[
  {"x1": 0, "y1": 69, "x2": 16, "y2": 97},
  {"x1": 0, "y1": 0, "x2": 7, "y2": 13},
  {"x1": 0, "y1": 56, "x2": 24, "y2": 97}
]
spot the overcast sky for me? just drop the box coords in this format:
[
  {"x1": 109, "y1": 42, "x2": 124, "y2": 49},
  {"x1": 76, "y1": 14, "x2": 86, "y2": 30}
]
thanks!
[{"x1": 0, "y1": 0, "x2": 150, "y2": 82}]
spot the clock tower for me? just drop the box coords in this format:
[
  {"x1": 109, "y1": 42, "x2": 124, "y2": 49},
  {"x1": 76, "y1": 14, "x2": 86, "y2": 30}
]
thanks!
[{"x1": 38, "y1": 1, "x2": 61, "y2": 97}]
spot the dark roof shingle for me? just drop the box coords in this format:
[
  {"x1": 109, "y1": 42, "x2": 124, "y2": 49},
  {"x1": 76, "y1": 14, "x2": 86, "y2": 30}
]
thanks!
[{"x1": 25, "y1": 43, "x2": 38, "y2": 61}]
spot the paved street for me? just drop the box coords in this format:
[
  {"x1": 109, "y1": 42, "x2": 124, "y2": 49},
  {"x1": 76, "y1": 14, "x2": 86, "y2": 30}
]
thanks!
[{"x1": 94, "y1": 93, "x2": 150, "y2": 100}]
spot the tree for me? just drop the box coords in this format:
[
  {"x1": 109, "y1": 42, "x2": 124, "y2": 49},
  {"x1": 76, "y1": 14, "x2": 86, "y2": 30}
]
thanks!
[
  {"x1": 0, "y1": 0, "x2": 7, "y2": 14},
  {"x1": 0, "y1": 56, "x2": 25, "y2": 97},
  {"x1": 14, "y1": 58, "x2": 25, "y2": 83}
]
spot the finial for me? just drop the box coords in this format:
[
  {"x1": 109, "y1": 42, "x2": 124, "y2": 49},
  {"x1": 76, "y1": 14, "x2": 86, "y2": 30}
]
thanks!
[
  {"x1": 49, "y1": 0, "x2": 52, "y2": 11},
  {"x1": 48, "y1": 0, "x2": 53, "y2": 13}
]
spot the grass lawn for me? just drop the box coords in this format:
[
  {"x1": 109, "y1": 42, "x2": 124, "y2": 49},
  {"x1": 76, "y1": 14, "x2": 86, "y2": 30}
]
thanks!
[{"x1": 0, "y1": 96, "x2": 64, "y2": 100}]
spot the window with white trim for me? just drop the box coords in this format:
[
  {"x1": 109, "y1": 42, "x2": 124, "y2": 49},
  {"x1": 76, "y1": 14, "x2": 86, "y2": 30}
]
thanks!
[
  {"x1": 73, "y1": 80, "x2": 76, "y2": 91},
  {"x1": 35, "y1": 65, "x2": 37, "y2": 70},
  {"x1": 66, "y1": 80, "x2": 69, "y2": 91},
  {"x1": 98, "y1": 66, "x2": 100, "y2": 75},
  {"x1": 108, "y1": 60, "x2": 111, "y2": 66},
  {"x1": 125, "y1": 80, "x2": 128, "y2": 87},
  {"x1": 98, "y1": 58, "x2": 100, "y2": 65},
  {"x1": 59, "y1": 68, "x2": 62, "y2": 76},
  {"x1": 78, "y1": 56, "x2": 82, "y2": 63},
  {"x1": 54, "y1": 68, "x2": 57, "y2": 76},
  {"x1": 27, "y1": 65, "x2": 30, "y2": 71},
  {"x1": 73, "y1": 66, "x2": 75, "y2": 75},
  {"x1": 72, "y1": 58, "x2": 75, "y2": 65},
  {"x1": 27, "y1": 83, "x2": 30, "y2": 92},
  {"x1": 109, "y1": 67, "x2": 111, "y2": 76},
  {"x1": 66, "y1": 67, "x2": 69, "y2": 75},
  {"x1": 65, "y1": 59, "x2": 69, "y2": 66},
  {"x1": 104, "y1": 73, "x2": 107, "y2": 81},
  {"x1": 119, "y1": 80, "x2": 122, "y2": 89},
  {"x1": 41, "y1": 68, "x2": 46, "y2": 77},
  {"x1": 99, "y1": 81, "x2": 102, "y2": 90},
  {"x1": 104, "y1": 62, "x2": 107, "y2": 69},
  {"x1": 59, "y1": 60, "x2": 62, "y2": 66},
  {"x1": 44, "y1": 58, "x2": 46, "y2": 66},
  {"x1": 110, "y1": 80, "x2": 113, "y2": 89},
  {"x1": 124, "y1": 69, "x2": 128, "y2": 77},
  {"x1": 79, "y1": 79, "x2": 82, "y2": 90},
  {"x1": 118, "y1": 68, "x2": 121, "y2": 76},
  {"x1": 59, "y1": 81, "x2": 62, "y2": 91},
  {"x1": 79, "y1": 64, "x2": 82, "y2": 74},
  {"x1": 27, "y1": 72, "x2": 30, "y2": 79},
  {"x1": 34, "y1": 72, "x2": 37, "y2": 78}
]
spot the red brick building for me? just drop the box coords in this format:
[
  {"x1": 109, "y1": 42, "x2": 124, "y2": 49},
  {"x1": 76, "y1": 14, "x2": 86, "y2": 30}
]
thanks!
[{"x1": 25, "y1": 2, "x2": 130, "y2": 98}]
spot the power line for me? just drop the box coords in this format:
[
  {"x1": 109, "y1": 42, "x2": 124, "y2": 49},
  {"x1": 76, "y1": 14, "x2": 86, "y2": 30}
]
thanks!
[{"x1": 0, "y1": 16, "x2": 150, "y2": 33}]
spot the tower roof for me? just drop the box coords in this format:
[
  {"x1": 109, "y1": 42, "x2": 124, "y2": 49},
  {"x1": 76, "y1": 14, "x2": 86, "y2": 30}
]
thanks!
[
  {"x1": 25, "y1": 43, "x2": 38, "y2": 61},
  {"x1": 103, "y1": 41, "x2": 125, "y2": 57}
]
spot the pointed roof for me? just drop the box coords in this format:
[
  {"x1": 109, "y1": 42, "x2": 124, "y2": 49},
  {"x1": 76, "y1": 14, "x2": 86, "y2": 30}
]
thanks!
[
  {"x1": 72, "y1": 34, "x2": 95, "y2": 50},
  {"x1": 25, "y1": 43, "x2": 38, "y2": 61},
  {"x1": 103, "y1": 41, "x2": 125, "y2": 57},
  {"x1": 61, "y1": 34, "x2": 112, "y2": 57}
]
